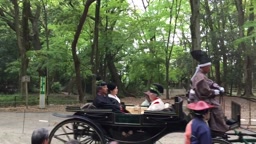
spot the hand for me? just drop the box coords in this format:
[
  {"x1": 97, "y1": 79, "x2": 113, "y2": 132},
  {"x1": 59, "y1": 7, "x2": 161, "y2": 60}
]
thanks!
[
  {"x1": 213, "y1": 90, "x2": 220, "y2": 95},
  {"x1": 219, "y1": 87, "x2": 225, "y2": 93},
  {"x1": 189, "y1": 89, "x2": 195, "y2": 94}
]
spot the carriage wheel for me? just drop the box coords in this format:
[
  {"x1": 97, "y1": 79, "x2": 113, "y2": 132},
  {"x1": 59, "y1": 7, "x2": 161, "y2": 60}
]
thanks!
[
  {"x1": 49, "y1": 118, "x2": 105, "y2": 144},
  {"x1": 212, "y1": 138, "x2": 230, "y2": 144}
]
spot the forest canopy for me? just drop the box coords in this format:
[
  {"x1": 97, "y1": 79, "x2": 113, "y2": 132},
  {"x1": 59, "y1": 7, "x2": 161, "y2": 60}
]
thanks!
[{"x1": 0, "y1": 0, "x2": 255, "y2": 102}]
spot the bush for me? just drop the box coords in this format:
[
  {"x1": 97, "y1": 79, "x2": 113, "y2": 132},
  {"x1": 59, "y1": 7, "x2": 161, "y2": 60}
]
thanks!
[{"x1": 51, "y1": 82, "x2": 62, "y2": 93}]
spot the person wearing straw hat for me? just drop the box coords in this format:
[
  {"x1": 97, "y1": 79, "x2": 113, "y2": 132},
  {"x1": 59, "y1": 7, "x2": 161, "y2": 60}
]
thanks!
[
  {"x1": 189, "y1": 50, "x2": 229, "y2": 134},
  {"x1": 185, "y1": 101, "x2": 214, "y2": 144},
  {"x1": 144, "y1": 83, "x2": 165, "y2": 111}
]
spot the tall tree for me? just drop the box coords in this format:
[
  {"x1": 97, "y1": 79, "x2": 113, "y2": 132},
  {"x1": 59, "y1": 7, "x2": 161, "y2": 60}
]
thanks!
[
  {"x1": 243, "y1": 0, "x2": 254, "y2": 96},
  {"x1": 91, "y1": 0, "x2": 100, "y2": 98},
  {"x1": 204, "y1": 0, "x2": 221, "y2": 84},
  {"x1": 165, "y1": 0, "x2": 182, "y2": 99},
  {"x1": 235, "y1": 0, "x2": 254, "y2": 97},
  {"x1": 71, "y1": 0, "x2": 95, "y2": 102},
  {"x1": 189, "y1": 0, "x2": 200, "y2": 51},
  {"x1": 1, "y1": 0, "x2": 43, "y2": 97},
  {"x1": 13, "y1": 0, "x2": 31, "y2": 97}
]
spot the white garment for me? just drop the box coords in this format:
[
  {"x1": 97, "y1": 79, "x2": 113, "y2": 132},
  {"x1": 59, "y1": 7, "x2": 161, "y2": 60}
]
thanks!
[
  {"x1": 141, "y1": 99, "x2": 150, "y2": 106},
  {"x1": 147, "y1": 98, "x2": 165, "y2": 111},
  {"x1": 108, "y1": 94, "x2": 121, "y2": 103}
]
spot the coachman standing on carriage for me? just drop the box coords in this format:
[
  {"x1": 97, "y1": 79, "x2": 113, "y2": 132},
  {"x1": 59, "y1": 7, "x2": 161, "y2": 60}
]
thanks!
[{"x1": 188, "y1": 50, "x2": 229, "y2": 134}]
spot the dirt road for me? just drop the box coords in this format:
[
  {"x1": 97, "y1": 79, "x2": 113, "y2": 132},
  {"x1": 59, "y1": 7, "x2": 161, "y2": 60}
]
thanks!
[
  {"x1": 0, "y1": 111, "x2": 185, "y2": 144},
  {"x1": 1, "y1": 95, "x2": 256, "y2": 144}
]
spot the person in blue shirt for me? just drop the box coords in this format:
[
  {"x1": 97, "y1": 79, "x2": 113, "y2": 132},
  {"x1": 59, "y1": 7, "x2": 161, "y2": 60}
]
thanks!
[{"x1": 185, "y1": 101, "x2": 214, "y2": 144}]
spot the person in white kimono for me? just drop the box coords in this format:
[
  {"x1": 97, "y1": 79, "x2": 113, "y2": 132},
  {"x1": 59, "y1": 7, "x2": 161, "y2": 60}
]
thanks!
[
  {"x1": 107, "y1": 82, "x2": 130, "y2": 113},
  {"x1": 107, "y1": 83, "x2": 121, "y2": 103},
  {"x1": 144, "y1": 83, "x2": 165, "y2": 111}
]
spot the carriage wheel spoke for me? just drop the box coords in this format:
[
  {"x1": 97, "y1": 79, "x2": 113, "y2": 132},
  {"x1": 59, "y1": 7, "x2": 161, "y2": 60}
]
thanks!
[
  {"x1": 49, "y1": 119, "x2": 104, "y2": 144},
  {"x1": 82, "y1": 137, "x2": 93, "y2": 143},
  {"x1": 61, "y1": 126, "x2": 71, "y2": 141},
  {"x1": 53, "y1": 135, "x2": 68, "y2": 143}
]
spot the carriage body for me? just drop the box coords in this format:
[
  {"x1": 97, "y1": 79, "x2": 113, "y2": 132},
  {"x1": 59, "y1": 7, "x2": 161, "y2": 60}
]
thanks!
[
  {"x1": 49, "y1": 96, "x2": 243, "y2": 144},
  {"x1": 49, "y1": 97, "x2": 188, "y2": 144}
]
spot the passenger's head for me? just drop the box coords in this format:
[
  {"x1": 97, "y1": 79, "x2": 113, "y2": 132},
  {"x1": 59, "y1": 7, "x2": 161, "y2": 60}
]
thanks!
[
  {"x1": 187, "y1": 101, "x2": 214, "y2": 121},
  {"x1": 31, "y1": 128, "x2": 49, "y2": 144},
  {"x1": 96, "y1": 80, "x2": 108, "y2": 95},
  {"x1": 107, "y1": 83, "x2": 118, "y2": 95},
  {"x1": 65, "y1": 139, "x2": 80, "y2": 144},
  {"x1": 144, "y1": 83, "x2": 164, "y2": 102}
]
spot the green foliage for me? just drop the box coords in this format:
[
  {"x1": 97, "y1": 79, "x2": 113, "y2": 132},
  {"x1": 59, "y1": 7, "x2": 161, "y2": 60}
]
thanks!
[
  {"x1": 0, "y1": 0, "x2": 256, "y2": 97},
  {"x1": 0, "y1": 94, "x2": 78, "y2": 107},
  {"x1": 51, "y1": 82, "x2": 62, "y2": 93}
]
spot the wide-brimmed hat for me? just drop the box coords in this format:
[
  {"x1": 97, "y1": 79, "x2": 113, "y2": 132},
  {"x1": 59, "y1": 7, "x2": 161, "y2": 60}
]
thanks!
[
  {"x1": 187, "y1": 101, "x2": 214, "y2": 111},
  {"x1": 144, "y1": 83, "x2": 164, "y2": 96}
]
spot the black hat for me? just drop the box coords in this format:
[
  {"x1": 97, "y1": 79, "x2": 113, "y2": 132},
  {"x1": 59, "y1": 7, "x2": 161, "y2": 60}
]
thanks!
[
  {"x1": 190, "y1": 50, "x2": 211, "y2": 66},
  {"x1": 96, "y1": 80, "x2": 107, "y2": 86},
  {"x1": 144, "y1": 83, "x2": 164, "y2": 96},
  {"x1": 107, "y1": 83, "x2": 117, "y2": 92}
]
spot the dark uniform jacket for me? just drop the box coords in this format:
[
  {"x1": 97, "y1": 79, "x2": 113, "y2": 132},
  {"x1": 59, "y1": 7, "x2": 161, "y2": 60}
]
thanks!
[{"x1": 93, "y1": 94, "x2": 121, "y2": 112}]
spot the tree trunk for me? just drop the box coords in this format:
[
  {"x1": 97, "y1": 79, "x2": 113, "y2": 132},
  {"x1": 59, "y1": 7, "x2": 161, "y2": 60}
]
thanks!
[
  {"x1": 71, "y1": 0, "x2": 95, "y2": 102},
  {"x1": 164, "y1": 0, "x2": 181, "y2": 99},
  {"x1": 189, "y1": 0, "x2": 200, "y2": 79},
  {"x1": 21, "y1": 0, "x2": 31, "y2": 97},
  {"x1": 189, "y1": 0, "x2": 200, "y2": 51},
  {"x1": 42, "y1": 0, "x2": 50, "y2": 97},
  {"x1": 106, "y1": 56, "x2": 130, "y2": 96},
  {"x1": 244, "y1": 1, "x2": 254, "y2": 96},
  {"x1": 204, "y1": 0, "x2": 221, "y2": 84},
  {"x1": 91, "y1": 0, "x2": 100, "y2": 99},
  {"x1": 28, "y1": 4, "x2": 42, "y2": 50},
  {"x1": 235, "y1": 0, "x2": 253, "y2": 97},
  {"x1": 219, "y1": 0, "x2": 228, "y2": 89}
]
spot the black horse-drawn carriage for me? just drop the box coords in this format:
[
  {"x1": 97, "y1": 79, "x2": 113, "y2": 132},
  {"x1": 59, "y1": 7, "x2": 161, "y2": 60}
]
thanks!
[{"x1": 48, "y1": 96, "x2": 253, "y2": 144}]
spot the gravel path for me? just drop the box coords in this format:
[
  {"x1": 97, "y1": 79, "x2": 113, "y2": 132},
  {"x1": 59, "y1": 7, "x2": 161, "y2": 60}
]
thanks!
[
  {"x1": 0, "y1": 111, "x2": 185, "y2": 144},
  {"x1": 1, "y1": 96, "x2": 256, "y2": 144}
]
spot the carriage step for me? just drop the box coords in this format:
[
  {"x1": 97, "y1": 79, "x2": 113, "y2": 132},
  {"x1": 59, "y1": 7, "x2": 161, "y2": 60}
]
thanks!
[
  {"x1": 66, "y1": 106, "x2": 82, "y2": 112},
  {"x1": 52, "y1": 113, "x2": 74, "y2": 118}
]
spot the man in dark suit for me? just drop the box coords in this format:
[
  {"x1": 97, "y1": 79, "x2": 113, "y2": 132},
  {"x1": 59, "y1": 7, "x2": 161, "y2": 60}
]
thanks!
[{"x1": 93, "y1": 80, "x2": 121, "y2": 112}]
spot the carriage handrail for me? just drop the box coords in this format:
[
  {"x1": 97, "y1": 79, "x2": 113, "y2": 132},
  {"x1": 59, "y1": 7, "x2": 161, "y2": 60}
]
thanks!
[
  {"x1": 66, "y1": 106, "x2": 112, "y2": 113},
  {"x1": 231, "y1": 101, "x2": 241, "y2": 128},
  {"x1": 173, "y1": 96, "x2": 184, "y2": 119}
]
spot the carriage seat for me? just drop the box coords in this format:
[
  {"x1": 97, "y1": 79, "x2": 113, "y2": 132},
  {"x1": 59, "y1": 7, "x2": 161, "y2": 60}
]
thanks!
[
  {"x1": 81, "y1": 103, "x2": 97, "y2": 110},
  {"x1": 145, "y1": 97, "x2": 183, "y2": 115}
]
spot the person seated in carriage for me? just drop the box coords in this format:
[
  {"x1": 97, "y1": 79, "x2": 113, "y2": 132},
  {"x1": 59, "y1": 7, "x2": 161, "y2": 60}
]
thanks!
[
  {"x1": 189, "y1": 50, "x2": 230, "y2": 134},
  {"x1": 144, "y1": 83, "x2": 165, "y2": 111},
  {"x1": 93, "y1": 80, "x2": 121, "y2": 112},
  {"x1": 107, "y1": 82, "x2": 130, "y2": 113},
  {"x1": 185, "y1": 101, "x2": 214, "y2": 144}
]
